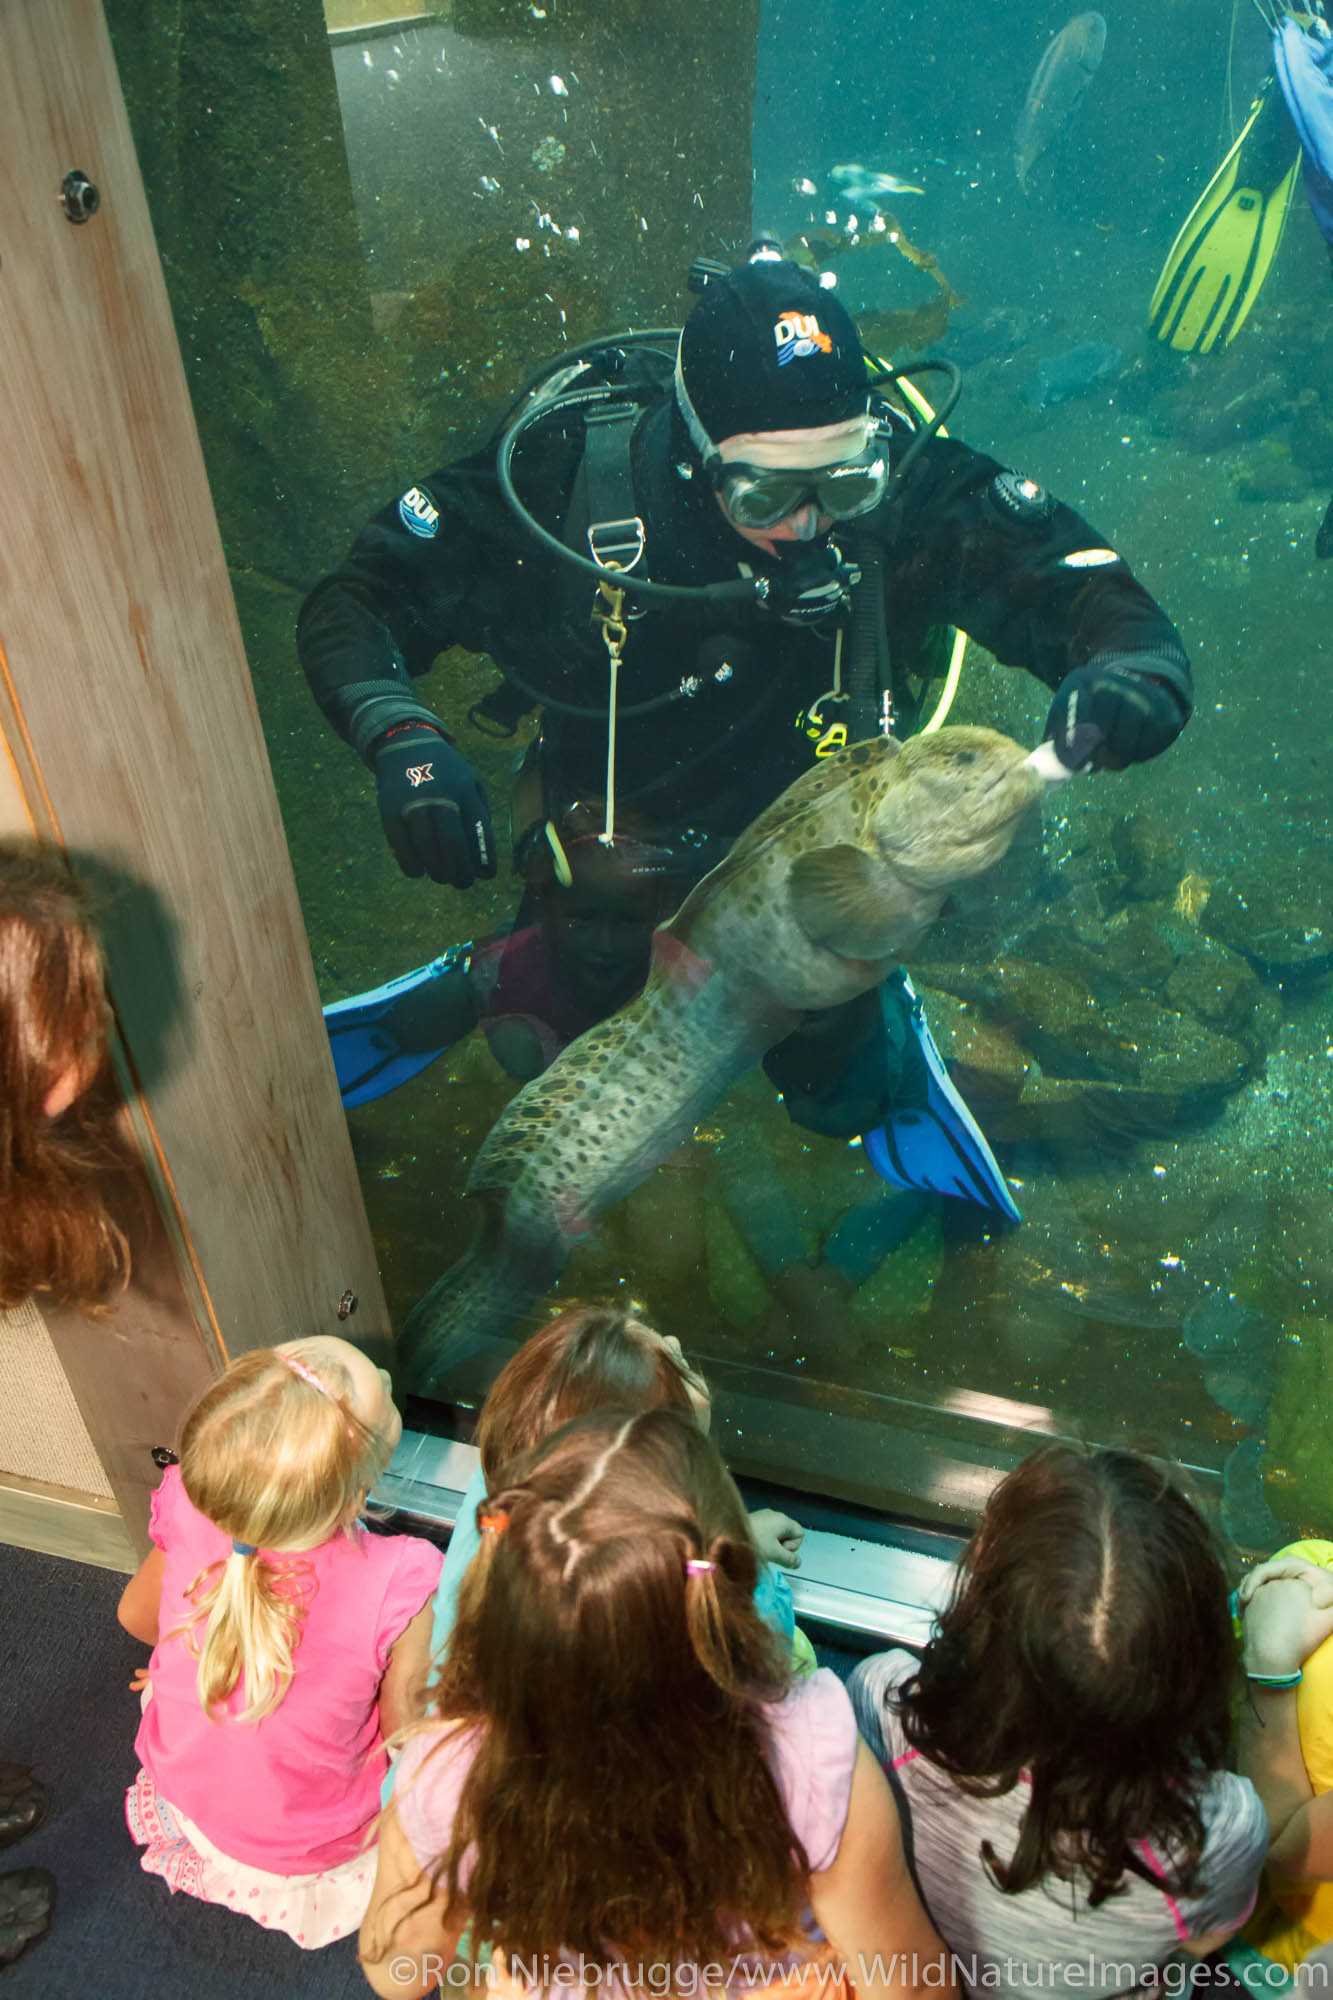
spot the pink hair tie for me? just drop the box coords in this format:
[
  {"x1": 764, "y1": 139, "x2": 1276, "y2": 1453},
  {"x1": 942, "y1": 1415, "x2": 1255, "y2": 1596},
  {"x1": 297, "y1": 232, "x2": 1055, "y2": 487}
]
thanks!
[
  {"x1": 685, "y1": 1558, "x2": 716, "y2": 1576},
  {"x1": 282, "y1": 1352, "x2": 359, "y2": 1444},
  {"x1": 283, "y1": 1355, "x2": 331, "y2": 1397}
]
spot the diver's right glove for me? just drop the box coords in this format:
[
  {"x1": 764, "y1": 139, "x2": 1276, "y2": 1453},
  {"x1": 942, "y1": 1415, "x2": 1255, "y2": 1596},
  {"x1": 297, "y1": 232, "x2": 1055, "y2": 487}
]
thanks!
[
  {"x1": 1044, "y1": 657, "x2": 1190, "y2": 772},
  {"x1": 372, "y1": 724, "x2": 496, "y2": 887}
]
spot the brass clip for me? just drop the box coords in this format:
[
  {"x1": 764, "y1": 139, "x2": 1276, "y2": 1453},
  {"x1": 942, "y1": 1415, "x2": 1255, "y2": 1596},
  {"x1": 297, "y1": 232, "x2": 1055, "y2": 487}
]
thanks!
[{"x1": 595, "y1": 568, "x2": 628, "y2": 668}]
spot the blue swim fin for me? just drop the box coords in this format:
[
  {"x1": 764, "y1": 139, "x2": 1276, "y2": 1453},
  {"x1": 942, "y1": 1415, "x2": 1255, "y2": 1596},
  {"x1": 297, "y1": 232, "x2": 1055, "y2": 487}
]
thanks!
[
  {"x1": 324, "y1": 944, "x2": 472, "y2": 1109},
  {"x1": 862, "y1": 975, "x2": 1022, "y2": 1221}
]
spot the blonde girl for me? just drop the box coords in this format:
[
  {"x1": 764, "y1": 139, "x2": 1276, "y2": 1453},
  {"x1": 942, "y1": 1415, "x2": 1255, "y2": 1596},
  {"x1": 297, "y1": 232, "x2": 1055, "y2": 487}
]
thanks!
[{"x1": 118, "y1": 1335, "x2": 440, "y2": 1948}]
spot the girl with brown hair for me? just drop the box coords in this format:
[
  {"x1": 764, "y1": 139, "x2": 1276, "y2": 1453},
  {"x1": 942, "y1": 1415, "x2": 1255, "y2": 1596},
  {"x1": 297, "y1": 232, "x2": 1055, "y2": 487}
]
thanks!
[
  {"x1": 360, "y1": 1407, "x2": 950, "y2": 2000},
  {"x1": 117, "y1": 1336, "x2": 441, "y2": 1948},
  {"x1": 427, "y1": 1300, "x2": 805, "y2": 1662},
  {"x1": 849, "y1": 1443, "x2": 1268, "y2": 1997},
  {"x1": 0, "y1": 838, "x2": 128, "y2": 1311}
]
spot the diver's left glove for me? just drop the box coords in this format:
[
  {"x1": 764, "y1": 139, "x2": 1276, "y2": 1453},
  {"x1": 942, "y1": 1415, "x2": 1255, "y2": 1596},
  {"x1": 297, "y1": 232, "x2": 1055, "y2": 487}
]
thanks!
[{"x1": 1044, "y1": 655, "x2": 1190, "y2": 772}]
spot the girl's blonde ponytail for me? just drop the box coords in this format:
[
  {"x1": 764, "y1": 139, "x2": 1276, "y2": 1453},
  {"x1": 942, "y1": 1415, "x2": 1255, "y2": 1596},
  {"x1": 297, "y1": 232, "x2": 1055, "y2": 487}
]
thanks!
[{"x1": 171, "y1": 1339, "x2": 396, "y2": 1725}]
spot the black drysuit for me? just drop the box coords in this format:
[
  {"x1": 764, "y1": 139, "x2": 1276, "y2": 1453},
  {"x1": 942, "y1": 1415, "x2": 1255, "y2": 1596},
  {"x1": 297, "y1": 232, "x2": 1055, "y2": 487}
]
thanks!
[{"x1": 297, "y1": 396, "x2": 1192, "y2": 1130}]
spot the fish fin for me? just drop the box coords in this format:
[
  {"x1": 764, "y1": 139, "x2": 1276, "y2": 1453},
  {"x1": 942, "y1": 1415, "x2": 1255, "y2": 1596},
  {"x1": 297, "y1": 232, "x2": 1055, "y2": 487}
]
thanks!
[
  {"x1": 670, "y1": 736, "x2": 902, "y2": 930},
  {"x1": 789, "y1": 844, "x2": 903, "y2": 959}
]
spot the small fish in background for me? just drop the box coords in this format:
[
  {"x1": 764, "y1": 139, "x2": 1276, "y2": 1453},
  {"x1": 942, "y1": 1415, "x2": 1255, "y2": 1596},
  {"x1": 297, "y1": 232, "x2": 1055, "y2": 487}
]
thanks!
[
  {"x1": 1015, "y1": 11, "x2": 1108, "y2": 190},
  {"x1": 828, "y1": 164, "x2": 925, "y2": 207},
  {"x1": 1023, "y1": 341, "x2": 1122, "y2": 409}
]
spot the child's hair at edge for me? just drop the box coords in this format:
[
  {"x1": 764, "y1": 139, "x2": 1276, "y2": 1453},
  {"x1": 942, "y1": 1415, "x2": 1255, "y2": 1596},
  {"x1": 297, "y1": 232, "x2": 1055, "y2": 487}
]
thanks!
[
  {"x1": 896, "y1": 1441, "x2": 1237, "y2": 1906},
  {"x1": 475, "y1": 1299, "x2": 697, "y2": 1483},
  {"x1": 0, "y1": 839, "x2": 129, "y2": 1311},
  {"x1": 173, "y1": 1338, "x2": 397, "y2": 1725},
  {"x1": 388, "y1": 1407, "x2": 800, "y2": 1972}
]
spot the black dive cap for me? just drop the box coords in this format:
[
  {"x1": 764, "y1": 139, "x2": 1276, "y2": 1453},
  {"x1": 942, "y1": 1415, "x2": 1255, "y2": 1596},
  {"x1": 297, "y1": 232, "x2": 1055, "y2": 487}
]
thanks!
[{"x1": 677, "y1": 259, "x2": 869, "y2": 447}]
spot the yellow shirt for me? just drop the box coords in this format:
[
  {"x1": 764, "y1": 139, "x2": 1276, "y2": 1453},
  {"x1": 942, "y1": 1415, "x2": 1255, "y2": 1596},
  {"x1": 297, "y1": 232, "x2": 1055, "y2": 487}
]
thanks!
[{"x1": 1245, "y1": 1540, "x2": 1333, "y2": 1972}]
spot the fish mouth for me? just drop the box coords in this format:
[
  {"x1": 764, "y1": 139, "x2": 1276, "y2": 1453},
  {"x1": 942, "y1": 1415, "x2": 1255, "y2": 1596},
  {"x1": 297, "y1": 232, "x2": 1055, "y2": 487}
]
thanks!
[{"x1": 979, "y1": 752, "x2": 1046, "y2": 812}]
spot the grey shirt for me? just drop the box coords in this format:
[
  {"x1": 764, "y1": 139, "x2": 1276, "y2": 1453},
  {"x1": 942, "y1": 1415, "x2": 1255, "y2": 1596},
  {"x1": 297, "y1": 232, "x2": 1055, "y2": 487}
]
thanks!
[{"x1": 849, "y1": 1650, "x2": 1267, "y2": 1999}]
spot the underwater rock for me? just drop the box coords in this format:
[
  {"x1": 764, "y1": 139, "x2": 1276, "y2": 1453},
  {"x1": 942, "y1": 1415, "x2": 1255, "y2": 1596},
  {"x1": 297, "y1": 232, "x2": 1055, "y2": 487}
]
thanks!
[
  {"x1": 846, "y1": 1212, "x2": 942, "y2": 1338},
  {"x1": 1181, "y1": 1295, "x2": 1275, "y2": 1429},
  {"x1": 1102, "y1": 995, "x2": 1250, "y2": 1097},
  {"x1": 624, "y1": 1164, "x2": 706, "y2": 1285},
  {"x1": 920, "y1": 988, "x2": 1033, "y2": 1108},
  {"x1": 703, "y1": 1202, "x2": 771, "y2": 1330},
  {"x1": 1266, "y1": 1317, "x2": 1333, "y2": 1532},
  {"x1": 986, "y1": 959, "x2": 1142, "y2": 1080},
  {"x1": 1111, "y1": 811, "x2": 1184, "y2": 903},
  {"x1": 1105, "y1": 905, "x2": 1180, "y2": 991},
  {"x1": 1164, "y1": 941, "x2": 1263, "y2": 1037},
  {"x1": 1203, "y1": 863, "x2": 1333, "y2": 983},
  {"x1": 1235, "y1": 457, "x2": 1316, "y2": 505},
  {"x1": 1290, "y1": 397, "x2": 1333, "y2": 483}
]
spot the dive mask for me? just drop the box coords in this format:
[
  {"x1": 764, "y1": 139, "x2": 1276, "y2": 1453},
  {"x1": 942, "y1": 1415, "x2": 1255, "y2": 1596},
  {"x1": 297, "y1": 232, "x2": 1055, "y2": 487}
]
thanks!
[{"x1": 709, "y1": 439, "x2": 890, "y2": 531}]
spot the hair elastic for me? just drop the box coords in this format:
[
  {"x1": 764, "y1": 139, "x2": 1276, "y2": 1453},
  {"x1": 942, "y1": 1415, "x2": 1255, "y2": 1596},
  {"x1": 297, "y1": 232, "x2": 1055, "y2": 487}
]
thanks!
[
  {"x1": 685, "y1": 1558, "x2": 716, "y2": 1576},
  {"x1": 479, "y1": 1512, "x2": 509, "y2": 1535},
  {"x1": 1245, "y1": 1668, "x2": 1303, "y2": 1689},
  {"x1": 283, "y1": 1355, "x2": 332, "y2": 1397},
  {"x1": 232, "y1": 1540, "x2": 257, "y2": 1557},
  {"x1": 282, "y1": 1351, "x2": 362, "y2": 1444}
]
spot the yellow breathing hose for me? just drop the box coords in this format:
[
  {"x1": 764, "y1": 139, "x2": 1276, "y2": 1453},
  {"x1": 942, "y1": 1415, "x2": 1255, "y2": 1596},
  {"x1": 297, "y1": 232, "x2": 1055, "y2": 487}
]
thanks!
[{"x1": 873, "y1": 358, "x2": 968, "y2": 734}]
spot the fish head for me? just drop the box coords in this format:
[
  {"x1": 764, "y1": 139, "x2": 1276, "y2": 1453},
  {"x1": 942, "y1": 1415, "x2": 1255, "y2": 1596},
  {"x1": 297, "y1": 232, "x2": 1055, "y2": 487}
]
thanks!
[{"x1": 870, "y1": 726, "x2": 1045, "y2": 887}]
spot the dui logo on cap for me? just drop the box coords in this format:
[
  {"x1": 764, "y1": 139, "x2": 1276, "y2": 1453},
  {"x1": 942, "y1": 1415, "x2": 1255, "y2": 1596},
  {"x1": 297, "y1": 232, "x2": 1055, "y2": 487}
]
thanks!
[
  {"x1": 773, "y1": 310, "x2": 833, "y2": 367},
  {"x1": 398, "y1": 485, "x2": 440, "y2": 538}
]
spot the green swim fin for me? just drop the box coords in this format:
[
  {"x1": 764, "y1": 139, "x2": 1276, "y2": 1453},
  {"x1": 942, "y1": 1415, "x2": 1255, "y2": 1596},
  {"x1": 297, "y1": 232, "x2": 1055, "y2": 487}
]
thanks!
[{"x1": 1149, "y1": 80, "x2": 1302, "y2": 353}]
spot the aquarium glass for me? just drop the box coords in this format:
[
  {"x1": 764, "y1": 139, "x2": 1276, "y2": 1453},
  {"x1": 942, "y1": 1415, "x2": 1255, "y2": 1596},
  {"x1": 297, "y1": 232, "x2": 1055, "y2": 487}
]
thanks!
[{"x1": 105, "y1": 0, "x2": 1333, "y2": 1548}]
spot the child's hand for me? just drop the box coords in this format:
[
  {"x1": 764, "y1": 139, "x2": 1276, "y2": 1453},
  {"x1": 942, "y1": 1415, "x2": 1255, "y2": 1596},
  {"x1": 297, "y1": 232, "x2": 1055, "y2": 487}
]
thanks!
[
  {"x1": 749, "y1": 1509, "x2": 805, "y2": 1570},
  {"x1": 1240, "y1": 1556, "x2": 1333, "y2": 1608},
  {"x1": 1240, "y1": 1563, "x2": 1333, "y2": 1680},
  {"x1": 128, "y1": 1666, "x2": 151, "y2": 1695}
]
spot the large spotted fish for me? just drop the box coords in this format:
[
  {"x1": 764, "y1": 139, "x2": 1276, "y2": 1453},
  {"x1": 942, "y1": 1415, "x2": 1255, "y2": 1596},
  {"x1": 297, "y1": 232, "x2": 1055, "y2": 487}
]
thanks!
[{"x1": 400, "y1": 728, "x2": 1049, "y2": 1390}]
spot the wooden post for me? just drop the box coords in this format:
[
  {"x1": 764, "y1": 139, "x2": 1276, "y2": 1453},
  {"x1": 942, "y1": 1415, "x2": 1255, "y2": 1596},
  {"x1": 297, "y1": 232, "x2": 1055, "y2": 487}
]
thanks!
[{"x1": 0, "y1": 0, "x2": 389, "y2": 1550}]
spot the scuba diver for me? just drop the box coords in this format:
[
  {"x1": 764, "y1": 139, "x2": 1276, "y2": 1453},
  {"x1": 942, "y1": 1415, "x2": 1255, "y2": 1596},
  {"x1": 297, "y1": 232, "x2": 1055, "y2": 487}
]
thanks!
[
  {"x1": 301, "y1": 248, "x2": 1192, "y2": 1224},
  {"x1": 1149, "y1": 0, "x2": 1333, "y2": 555}
]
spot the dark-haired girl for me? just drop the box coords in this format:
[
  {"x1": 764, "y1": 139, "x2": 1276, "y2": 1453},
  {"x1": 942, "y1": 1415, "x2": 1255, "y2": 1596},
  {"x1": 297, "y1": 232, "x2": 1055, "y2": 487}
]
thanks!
[
  {"x1": 849, "y1": 1444, "x2": 1267, "y2": 1997},
  {"x1": 360, "y1": 1408, "x2": 950, "y2": 2000}
]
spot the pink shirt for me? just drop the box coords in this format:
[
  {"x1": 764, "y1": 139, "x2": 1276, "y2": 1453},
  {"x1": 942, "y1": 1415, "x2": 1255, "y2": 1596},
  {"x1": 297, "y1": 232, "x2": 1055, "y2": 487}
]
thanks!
[
  {"x1": 136, "y1": 1465, "x2": 441, "y2": 1872},
  {"x1": 393, "y1": 1667, "x2": 860, "y2": 1990}
]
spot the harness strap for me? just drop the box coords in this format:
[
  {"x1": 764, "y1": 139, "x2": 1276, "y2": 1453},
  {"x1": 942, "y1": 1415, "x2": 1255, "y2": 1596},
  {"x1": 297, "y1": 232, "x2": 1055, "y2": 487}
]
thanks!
[{"x1": 581, "y1": 406, "x2": 645, "y2": 570}]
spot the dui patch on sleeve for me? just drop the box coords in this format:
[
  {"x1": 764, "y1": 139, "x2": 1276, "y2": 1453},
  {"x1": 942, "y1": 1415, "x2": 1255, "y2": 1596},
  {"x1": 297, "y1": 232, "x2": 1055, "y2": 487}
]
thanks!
[{"x1": 398, "y1": 485, "x2": 440, "y2": 538}]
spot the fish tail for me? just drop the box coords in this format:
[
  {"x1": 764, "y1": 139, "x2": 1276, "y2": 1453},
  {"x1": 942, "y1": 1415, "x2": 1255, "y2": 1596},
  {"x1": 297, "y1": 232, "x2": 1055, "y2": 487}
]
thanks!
[{"x1": 399, "y1": 1209, "x2": 568, "y2": 1394}]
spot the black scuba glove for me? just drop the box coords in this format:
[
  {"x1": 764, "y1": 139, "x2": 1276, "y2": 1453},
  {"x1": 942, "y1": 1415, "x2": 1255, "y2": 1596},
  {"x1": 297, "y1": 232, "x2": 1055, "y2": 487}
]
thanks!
[
  {"x1": 1044, "y1": 657, "x2": 1189, "y2": 772},
  {"x1": 372, "y1": 724, "x2": 496, "y2": 888}
]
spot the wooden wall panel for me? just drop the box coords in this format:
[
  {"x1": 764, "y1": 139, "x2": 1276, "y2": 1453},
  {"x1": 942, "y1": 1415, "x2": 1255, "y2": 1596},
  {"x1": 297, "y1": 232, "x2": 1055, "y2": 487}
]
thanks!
[{"x1": 0, "y1": 0, "x2": 390, "y2": 1542}]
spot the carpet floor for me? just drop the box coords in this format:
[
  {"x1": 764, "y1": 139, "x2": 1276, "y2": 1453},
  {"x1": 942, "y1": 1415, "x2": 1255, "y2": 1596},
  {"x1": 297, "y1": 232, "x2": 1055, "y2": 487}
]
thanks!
[{"x1": 0, "y1": 1543, "x2": 369, "y2": 1998}]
